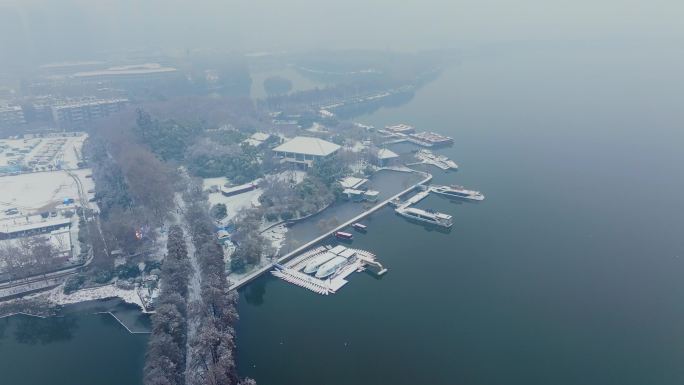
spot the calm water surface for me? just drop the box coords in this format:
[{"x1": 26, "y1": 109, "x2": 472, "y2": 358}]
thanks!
[
  {"x1": 0, "y1": 302, "x2": 148, "y2": 385},
  {"x1": 236, "y1": 42, "x2": 684, "y2": 385}
]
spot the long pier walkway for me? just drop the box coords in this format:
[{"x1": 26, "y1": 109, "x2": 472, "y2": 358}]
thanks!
[
  {"x1": 397, "y1": 189, "x2": 430, "y2": 210},
  {"x1": 229, "y1": 169, "x2": 432, "y2": 290}
]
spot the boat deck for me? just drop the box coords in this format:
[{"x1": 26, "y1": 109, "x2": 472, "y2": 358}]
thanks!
[
  {"x1": 413, "y1": 151, "x2": 458, "y2": 170},
  {"x1": 394, "y1": 187, "x2": 450, "y2": 226}
]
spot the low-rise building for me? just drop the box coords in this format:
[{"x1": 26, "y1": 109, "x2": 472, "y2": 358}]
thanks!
[
  {"x1": 242, "y1": 132, "x2": 272, "y2": 147},
  {"x1": 0, "y1": 105, "x2": 26, "y2": 127},
  {"x1": 339, "y1": 176, "x2": 368, "y2": 189},
  {"x1": 0, "y1": 216, "x2": 71, "y2": 240},
  {"x1": 376, "y1": 148, "x2": 399, "y2": 166},
  {"x1": 51, "y1": 98, "x2": 128, "y2": 128},
  {"x1": 272, "y1": 136, "x2": 341, "y2": 168}
]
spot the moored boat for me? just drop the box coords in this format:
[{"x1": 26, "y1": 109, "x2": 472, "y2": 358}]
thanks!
[
  {"x1": 334, "y1": 231, "x2": 354, "y2": 240},
  {"x1": 396, "y1": 207, "x2": 453, "y2": 228},
  {"x1": 352, "y1": 223, "x2": 367, "y2": 231},
  {"x1": 432, "y1": 185, "x2": 485, "y2": 201},
  {"x1": 415, "y1": 149, "x2": 458, "y2": 170},
  {"x1": 303, "y1": 252, "x2": 337, "y2": 274},
  {"x1": 315, "y1": 256, "x2": 348, "y2": 279}
]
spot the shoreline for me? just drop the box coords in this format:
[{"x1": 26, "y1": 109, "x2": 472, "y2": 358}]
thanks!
[
  {"x1": 2, "y1": 168, "x2": 431, "y2": 316},
  {"x1": 0, "y1": 282, "x2": 150, "y2": 319},
  {"x1": 229, "y1": 167, "x2": 432, "y2": 290},
  {"x1": 44, "y1": 283, "x2": 149, "y2": 312}
]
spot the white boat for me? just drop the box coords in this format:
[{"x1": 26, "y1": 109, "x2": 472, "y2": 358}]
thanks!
[
  {"x1": 432, "y1": 185, "x2": 485, "y2": 201},
  {"x1": 334, "y1": 231, "x2": 354, "y2": 240},
  {"x1": 315, "y1": 256, "x2": 348, "y2": 279},
  {"x1": 437, "y1": 157, "x2": 459, "y2": 170},
  {"x1": 396, "y1": 207, "x2": 453, "y2": 228},
  {"x1": 303, "y1": 252, "x2": 337, "y2": 274},
  {"x1": 415, "y1": 150, "x2": 458, "y2": 170}
]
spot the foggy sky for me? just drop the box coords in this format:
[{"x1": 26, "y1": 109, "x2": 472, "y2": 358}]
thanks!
[{"x1": 1, "y1": 0, "x2": 683, "y2": 66}]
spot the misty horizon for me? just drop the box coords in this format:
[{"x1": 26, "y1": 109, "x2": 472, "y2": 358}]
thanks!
[{"x1": 1, "y1": 0, "x2": 683, "y2": 70}]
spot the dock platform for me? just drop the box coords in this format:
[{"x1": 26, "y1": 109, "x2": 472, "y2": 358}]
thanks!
[{"x1": 272, "y1": 245, "x2": 385, "y2": 295}]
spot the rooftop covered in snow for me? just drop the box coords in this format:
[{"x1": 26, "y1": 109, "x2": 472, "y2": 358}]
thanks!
[
  {"x1": 273, "y1": 136, "x2": 341, "y2": 158},
  {"x1": 377, "y1": 148, "x2": 399, "y2": 159}
]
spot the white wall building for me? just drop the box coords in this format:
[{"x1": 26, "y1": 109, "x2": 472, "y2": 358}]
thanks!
[{"x1": 272, "y1": 136, "x2": 341, "y2": 168}]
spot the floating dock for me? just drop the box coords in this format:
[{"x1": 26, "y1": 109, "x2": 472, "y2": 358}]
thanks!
[
  {"x1": 394, "y1": 190, "x2": 453, "y2": 228},
  {"x1": 397, "y1": 188, "x2": 431, "y2": 209},
  {"x1": 271, "y1": 245, "x2": 386, "y2": 295},
  {"x1": 408, "y1": 132, "x2": 454, "y2": 147},
  {"x1": 392, "y1": 183, "x2": 485, "y2": 227},
  {"x1": 378, "y1": 129, "x2": 453, "y2": 148}
]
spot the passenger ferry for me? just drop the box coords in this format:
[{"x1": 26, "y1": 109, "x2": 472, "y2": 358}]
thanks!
[
  {"x1": 431, "y1": 185, "x2": 485, "y2": 201},
  {"x1": 396, "y1": 207, "x2": 453, "y2": 228},
  {"x1": 415, "y1": 150, "x2": 459, "y2": 170},
  {"x1": 334, "y1": 231, "x2": 354, "y2": 240},
  {"x1": 315, "y1": 256, "x2": 348, "y2": 279}
]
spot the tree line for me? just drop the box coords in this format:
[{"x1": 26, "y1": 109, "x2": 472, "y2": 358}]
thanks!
[
  {"x1": 258, "y1": 154, "x2": 348, "y2": 223},
  {"x1": 82, "y1": 110, "x2": 177, "y2": 280},
  {"x1": 144, "y1": 225, "x2": 191, "y2": 385},
  {"x1": 0, "y1": 236, "x2": 63, "y2": 281},
  {"x1": 182, "y1": 183, "x2": 254, "y2": 385}
]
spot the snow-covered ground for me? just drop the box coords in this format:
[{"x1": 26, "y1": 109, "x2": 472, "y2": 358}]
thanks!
[
  {"x1": 60, "y1": 134, "x2": 88, "y2": 170},
  {"x1": 71, "y1": 168, "x2": 99, "y2": 212},
  {"x1": 222, "y1": 222, "x2": 288, "y2": 284},
  {"x1": 203, "y1": 171, "x2": 306, "y2": 225},
  {"x1": 202, "y1": 176, "x2": 230, "y2": 191},
  {"x1": 306, "y1": 122, "x2": 329, "y2": 133},
  {"x1": 0, "y1": 165, "x2": 95, "y2": 219},
  {"x1": 272, "y1": 169, "x2": 307, "y2": 184},
  {"x1": 261, "y1": 223, "x2": 288, "y2": 254},
  {"x1": 207, "y1": 188, "x2": 263, "y2": 225},
  {"x1": 226, "y1": 253, "x2": 278, "y2": 287},
  {"x1": 0, "y1": 142, "x2": 94, "y2": 274},
  {"x1": 0, "y1": 171, "x2": 82, "y2": 212},
  {"x1": 346, "y1": 141, "x2": 367, "y2": 153},
  {"x1": 203, "y1": 176, "x2": 264, "y2": 224},
  {"x1": 45, "y1": 283, "x2": 147, "y2": 311}
]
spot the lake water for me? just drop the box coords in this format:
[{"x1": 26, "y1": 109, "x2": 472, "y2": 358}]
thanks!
[
  {"x1": 1, "y1": 41, "x2": 683, "y2": 385},
  {"x1": 0, "y1": 301, "x2": 148, "y2": 385},
  {"x1": 235, "y1": 42, "x2": 684, "y2": 385}
]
